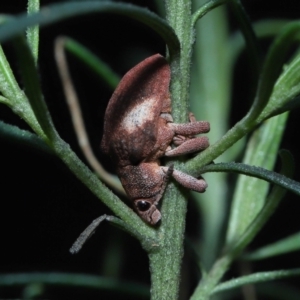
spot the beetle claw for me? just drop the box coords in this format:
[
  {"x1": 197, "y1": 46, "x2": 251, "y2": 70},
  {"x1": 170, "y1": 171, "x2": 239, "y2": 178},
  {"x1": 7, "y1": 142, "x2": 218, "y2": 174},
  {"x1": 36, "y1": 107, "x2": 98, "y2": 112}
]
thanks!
[{"x1": 172, "y1": 170, "x2": 207, "y2": 192}]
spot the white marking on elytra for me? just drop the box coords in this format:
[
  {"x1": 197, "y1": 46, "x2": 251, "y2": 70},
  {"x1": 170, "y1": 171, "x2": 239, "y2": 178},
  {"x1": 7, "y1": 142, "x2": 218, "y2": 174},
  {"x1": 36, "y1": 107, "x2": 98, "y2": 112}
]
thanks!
[{"x1": 121, "y1": 97, "x2": 156, "y2": 133}]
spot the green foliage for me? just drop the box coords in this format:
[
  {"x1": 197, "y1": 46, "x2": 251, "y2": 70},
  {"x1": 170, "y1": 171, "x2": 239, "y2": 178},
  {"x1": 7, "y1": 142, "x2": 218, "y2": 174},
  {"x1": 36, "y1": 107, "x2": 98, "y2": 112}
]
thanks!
[{"x1": 1, "y1": 0, "x2": 300, "y2": 299}]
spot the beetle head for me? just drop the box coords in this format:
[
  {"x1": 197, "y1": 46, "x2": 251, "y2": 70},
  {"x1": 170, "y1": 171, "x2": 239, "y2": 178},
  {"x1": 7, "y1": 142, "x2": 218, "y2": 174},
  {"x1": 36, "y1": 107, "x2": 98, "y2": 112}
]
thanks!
[{"x1": 133, "y1": 199, "x2": 161, "y2": 225}]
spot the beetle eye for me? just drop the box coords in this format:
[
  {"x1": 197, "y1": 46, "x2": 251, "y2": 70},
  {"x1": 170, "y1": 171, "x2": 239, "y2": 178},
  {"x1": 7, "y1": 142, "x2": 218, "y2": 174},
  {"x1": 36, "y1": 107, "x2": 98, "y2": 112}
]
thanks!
[{"x1": 136, "y1": 200, "x2": 151, "y2": 211}]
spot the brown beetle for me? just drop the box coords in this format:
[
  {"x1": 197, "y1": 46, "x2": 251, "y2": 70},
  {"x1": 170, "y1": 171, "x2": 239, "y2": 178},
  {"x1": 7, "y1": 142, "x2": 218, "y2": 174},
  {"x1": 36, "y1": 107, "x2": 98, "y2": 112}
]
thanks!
[{"x1": 101, "y1": 54, "x2": 210, "y2": 225}]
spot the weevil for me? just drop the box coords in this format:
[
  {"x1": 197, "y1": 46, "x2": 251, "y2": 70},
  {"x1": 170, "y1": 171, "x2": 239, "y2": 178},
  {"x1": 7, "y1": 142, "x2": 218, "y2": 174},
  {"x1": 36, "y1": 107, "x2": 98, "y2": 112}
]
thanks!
[{"x1": 101, "y1": 54, "x2": 210, "y2": 225}]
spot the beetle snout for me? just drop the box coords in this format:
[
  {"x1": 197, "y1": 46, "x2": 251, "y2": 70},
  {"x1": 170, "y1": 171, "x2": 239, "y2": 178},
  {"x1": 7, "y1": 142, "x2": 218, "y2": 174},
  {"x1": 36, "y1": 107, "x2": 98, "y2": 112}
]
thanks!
[{"x1": 134, "y1": 199, "x2": 161, "y2": 225}]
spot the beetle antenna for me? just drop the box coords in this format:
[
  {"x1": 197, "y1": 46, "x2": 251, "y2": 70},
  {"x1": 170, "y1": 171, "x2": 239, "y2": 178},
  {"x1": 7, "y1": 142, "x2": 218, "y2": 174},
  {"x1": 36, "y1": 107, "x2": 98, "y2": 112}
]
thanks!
[
  {"x1": 69, "y1": 215, "x2": 107, "y2": 254},
  {"x1": 157, "y1": 164, "x2": 174, "y2": 202}
]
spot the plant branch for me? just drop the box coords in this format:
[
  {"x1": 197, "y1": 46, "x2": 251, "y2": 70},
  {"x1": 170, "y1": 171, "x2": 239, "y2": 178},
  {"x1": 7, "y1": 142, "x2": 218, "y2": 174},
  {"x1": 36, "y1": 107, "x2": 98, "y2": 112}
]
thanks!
[{"x1": 52, "y1": 137, "x2": 158, "y2": 250}]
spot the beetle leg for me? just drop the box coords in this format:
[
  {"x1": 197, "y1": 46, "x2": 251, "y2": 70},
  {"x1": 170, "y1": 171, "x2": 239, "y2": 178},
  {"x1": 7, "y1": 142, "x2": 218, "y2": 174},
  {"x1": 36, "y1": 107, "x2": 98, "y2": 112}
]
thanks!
[
  {"x1": 173, "y1": 135, "x2": 186, "y2": 146},
  {"x1": 171, "y1": 169, "x2": 207, "y2": 192},
  {"x1": 172, "y1": 114, "x2": 198, "y2": 145},
  {"x1": 169, "y1": 121, "x2": 210, "y2": 136},
  {"x1": 165, "y1": 136, "x2": 209, "y2": 157},
  {"x1": 166, "y1": 117, "x2": 210, "y2": 156},
  {"x1": 188, "y1": 112, "x2": 196, "y2": 123},
  {"x1": 160, "y1": 112, "x2": 173, "y2": 122}
]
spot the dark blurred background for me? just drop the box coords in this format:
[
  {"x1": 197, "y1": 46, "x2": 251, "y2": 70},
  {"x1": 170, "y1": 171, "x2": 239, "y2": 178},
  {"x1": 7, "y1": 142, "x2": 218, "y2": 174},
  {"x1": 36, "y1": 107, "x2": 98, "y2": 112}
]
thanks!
[{"x1": 1, "y1": 1, "x2": 300, "y2": 299}]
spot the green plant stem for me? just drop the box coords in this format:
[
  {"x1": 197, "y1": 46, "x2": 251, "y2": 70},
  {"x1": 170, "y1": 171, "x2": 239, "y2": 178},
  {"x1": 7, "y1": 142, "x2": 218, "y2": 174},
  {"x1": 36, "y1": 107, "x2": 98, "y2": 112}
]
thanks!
[
  {"x1": 165, "y1": 0, "x2": 193, "y2": 122},
  {"x1": 191, "y1": 255, "x2": 233, "y2": 300},
  {"x1": 145, "y1": 1, "x2": 196, "y2": 299},
  {"x1": 148, "y1": 184, "x2": 188, "y2": 300}
]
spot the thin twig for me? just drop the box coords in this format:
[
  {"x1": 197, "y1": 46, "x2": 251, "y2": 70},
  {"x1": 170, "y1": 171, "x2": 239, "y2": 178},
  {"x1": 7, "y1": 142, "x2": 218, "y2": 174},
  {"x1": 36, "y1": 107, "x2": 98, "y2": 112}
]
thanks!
[{"x1": 54, "y1": 37, "x2": 125, "y2": 195}]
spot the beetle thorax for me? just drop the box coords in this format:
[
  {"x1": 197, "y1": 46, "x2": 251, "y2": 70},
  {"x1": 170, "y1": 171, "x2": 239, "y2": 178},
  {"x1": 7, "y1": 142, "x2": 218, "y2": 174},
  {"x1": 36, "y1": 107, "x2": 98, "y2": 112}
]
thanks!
[{"x1": 118, "y1": 162, "x2": 164, "y2": 201}]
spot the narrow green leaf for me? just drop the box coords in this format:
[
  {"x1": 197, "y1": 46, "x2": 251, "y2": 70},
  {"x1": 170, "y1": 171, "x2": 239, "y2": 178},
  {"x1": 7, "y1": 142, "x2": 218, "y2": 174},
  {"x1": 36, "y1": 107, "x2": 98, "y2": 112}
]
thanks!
[
  {"x1": 0, "y1": 33, "x2": 46, "y2": 139},
  {"x1": 0, "y1": 35, "x2": 46, "y2": 139},
  {"x1": 223, "y1": 150, "x2": 294, "y2": 258},
  {"x1": 26, "y1": 0, "x2": 40, "y2": 63},
  {"x1": 244, "y1": 231, "x2": 300, "y2": 260},
  {"x1": 62, "y1": 37, "x2": 120, "y2": 89},
  {"x1": 0, "y1": 2, "x2": 180, "y2": 58},
  {"x1": 258, "y1": 49, "x2": 300, "y2": 121},
  {"x1": 225, "y1": 113, "x2": 288, "y2": 245},
  {"x1": 229, "y1": 0, "x2": 260, "y2": 82},
  {"x1": 0, "y1": 120, "x2": 52, "y2": 154},
  {"x1": 12, "y1": 35, "x2": 57, "y2": 142},
  {"x1": 192, "y1": 0, "x2": 228, "y2": 26},
  {"x1": 0, "y1": 273, "x2": 149, "y2": 298},
  {"x1": 212, "y1": 269, "x2": 300, "y2": 295},
  {"x1": 247, "y1": 21, "x2": 300, "y2": 122},
  {"x1": 199, "y1": 158, "x2": 300, "y2": 197},
  {"x1": 0, "y1": 44, "x2": 24, "y2": 104},
  {"x1": 191, "y1": 0, "x2": 230, "y2": 268}
]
